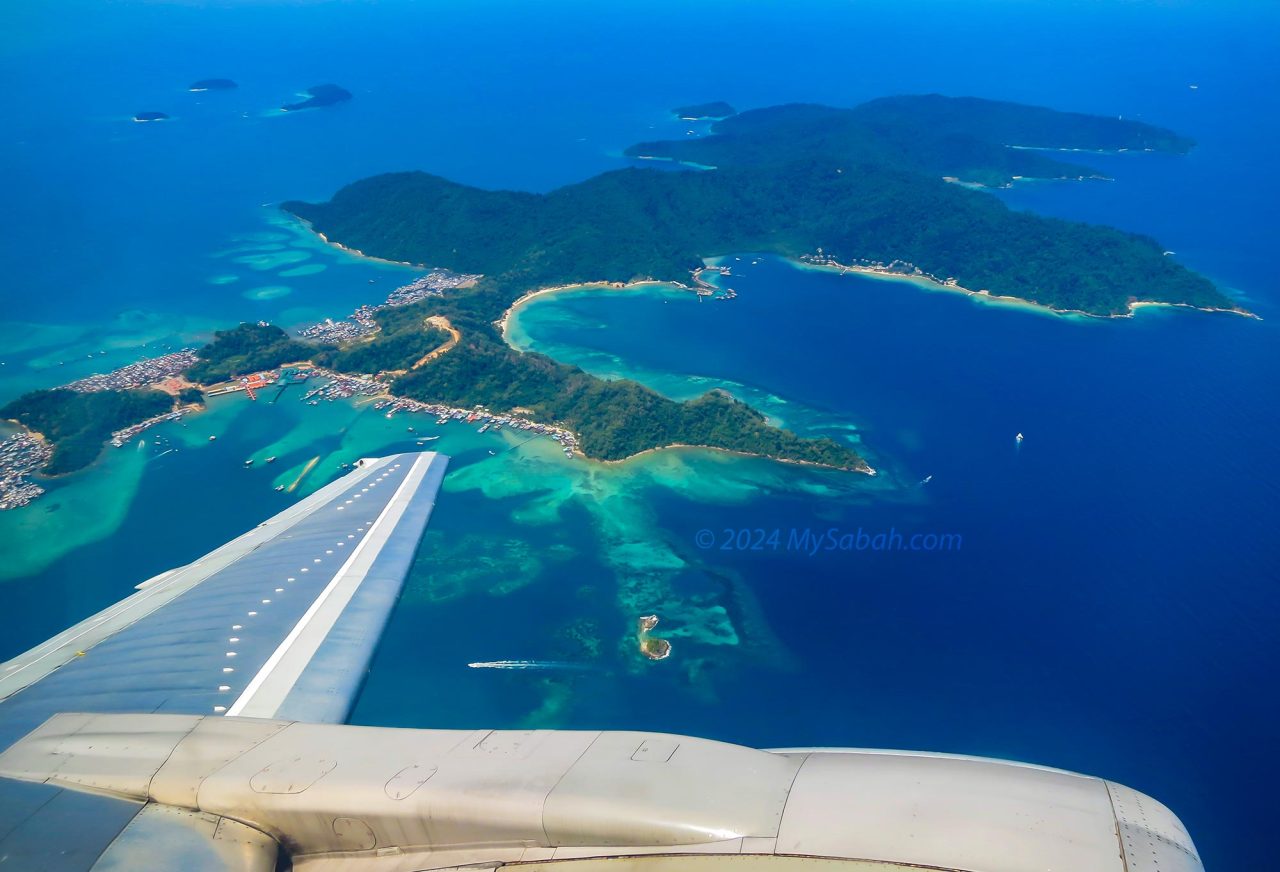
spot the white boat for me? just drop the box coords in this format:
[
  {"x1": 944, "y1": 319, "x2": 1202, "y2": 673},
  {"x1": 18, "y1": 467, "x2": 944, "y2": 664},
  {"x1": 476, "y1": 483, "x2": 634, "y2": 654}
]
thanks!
[{"x1": 1015, "y1": 432, "x2": 1024, "y2": 445}]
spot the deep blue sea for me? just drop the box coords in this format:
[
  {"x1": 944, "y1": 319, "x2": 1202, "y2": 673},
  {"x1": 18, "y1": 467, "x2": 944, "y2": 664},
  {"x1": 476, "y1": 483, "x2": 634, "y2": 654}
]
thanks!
[{"x1": 3, "y1": 2, "x2": 1278, "y2": 869}]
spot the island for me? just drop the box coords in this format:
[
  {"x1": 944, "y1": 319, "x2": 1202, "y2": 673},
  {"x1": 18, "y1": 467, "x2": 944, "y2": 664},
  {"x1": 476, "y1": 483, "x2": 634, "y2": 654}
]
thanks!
[
  {"x1": 133, "y1": 111, "x2": 170, "y2": 123},
  {"x1": 630, "y1": 94, "x2": 1197, "y2": 187},
  {"x1": 673, "y1": 101, "x2": 736, "y2": 120},
  {"x1": 283, "y1": 110, "x2": 1233, "y2": 314},
  {"x1": 281, "y1": 84, "x2": 353, "y2": 112},
  {"x1": 4, "y1": 95, "x2": 1249, "y2": 499},
  {"x1": 637, "y1": 614, "x2": 672, "y2": 660},
  {"x1": 264, "y1": 96, "x2": 1245, "y2": 471},
  {"x1": 188, "y1": 78, "x2": 237, "y2": 92}
]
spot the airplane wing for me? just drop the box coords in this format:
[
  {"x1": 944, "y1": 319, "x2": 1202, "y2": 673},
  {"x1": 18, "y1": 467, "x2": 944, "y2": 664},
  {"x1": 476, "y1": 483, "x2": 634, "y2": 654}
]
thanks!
[
  {"x1": 0, "y1": 451, "x2": 449, "y2": 871},
  {"x1": 0, "y1": 449, "x2": 1204, "y2": 872}
]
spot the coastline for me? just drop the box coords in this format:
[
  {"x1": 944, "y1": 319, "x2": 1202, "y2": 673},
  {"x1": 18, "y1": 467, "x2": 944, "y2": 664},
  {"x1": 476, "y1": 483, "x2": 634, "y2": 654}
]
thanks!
[
  {"x1": 496, "y1": 280, "x2": 872, "y2": 473},
  {"x1": 793, "y1": 256, "x2": 1258, "y2": 321},
  {"x1": 288, "y1": 215, "x2": 428, "y2": 270},
  {"x1": 599, "y1": 441, "x2": 875, "y2": 475},
  {"x1": 274, "y1": 223, "x2": 870, "y2": 474},
  {"x1": 496, "y1": 279, "x2": 668, "y2": 341}
]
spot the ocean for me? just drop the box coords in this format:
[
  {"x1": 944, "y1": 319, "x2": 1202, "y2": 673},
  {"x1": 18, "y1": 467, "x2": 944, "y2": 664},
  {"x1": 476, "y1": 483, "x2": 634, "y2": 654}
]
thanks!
[{"x1": 2, "y1": 1, "x2": 1278, "y2": 868}]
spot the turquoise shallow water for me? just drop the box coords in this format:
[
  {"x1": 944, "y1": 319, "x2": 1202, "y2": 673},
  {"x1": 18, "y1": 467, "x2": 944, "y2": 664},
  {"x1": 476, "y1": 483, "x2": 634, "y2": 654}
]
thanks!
[{"x1": 2, "y1": 1, "x2": 1279, "y2": 868}]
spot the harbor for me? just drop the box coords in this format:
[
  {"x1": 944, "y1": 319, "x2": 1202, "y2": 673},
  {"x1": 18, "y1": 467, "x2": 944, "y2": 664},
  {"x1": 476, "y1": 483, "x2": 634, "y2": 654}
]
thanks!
[
  {"x1": 301, "y1": 371, "x2": 581, "y2": 459},
  {"x1": 2, "y1": 269, "x2": 578, "y2": 510},
  {"x1": 0, "y1": 433, "x2": 52, "y2": 510}
]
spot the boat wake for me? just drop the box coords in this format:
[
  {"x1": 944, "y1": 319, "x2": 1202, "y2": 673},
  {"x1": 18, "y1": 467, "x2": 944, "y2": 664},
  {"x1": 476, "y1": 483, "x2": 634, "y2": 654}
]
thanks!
[{"x1": 467, "y1": 660, "x2": 595, "y2": 671}]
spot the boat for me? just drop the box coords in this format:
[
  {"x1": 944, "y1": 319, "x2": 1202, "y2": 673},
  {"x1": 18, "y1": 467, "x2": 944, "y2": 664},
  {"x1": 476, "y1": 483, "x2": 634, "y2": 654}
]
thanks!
[
  {"x1": 265, "y1": 456, "x2": 277, "y2": 464},
  {"x1": 1015, "y1": 432, "x2": 1024, "y2": 445},
  {"x1": 274, "y1": 485, "x2": 284, "y2": 492},
  {"x1": 421, "y1": 436, "x2": 439, "y2": 442},
  {"x1": 920, "y1": 474, "x2": 933, "y2": 485},
  {"x1": 208, "y1": 435, "x2": 217, "y2": 442},
  {"x1": 244, "y1": 459, "x2": 254, "y2": 467}
]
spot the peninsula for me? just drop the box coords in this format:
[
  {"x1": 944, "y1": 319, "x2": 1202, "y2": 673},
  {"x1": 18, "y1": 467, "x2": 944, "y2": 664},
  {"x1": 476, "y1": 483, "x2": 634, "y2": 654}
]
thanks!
[
  {"x1": 282, "y1": 84, "x2": 352, "y2": 112},
  {"x1": 0, "y1": 351, "x2": 202, "y2": 482},
  {"x1": 188, "y1": 318, "x2": 869, "y2": 470},
  {"x1": 2, "y1": 388, "x2": 180, "y2": 475}
]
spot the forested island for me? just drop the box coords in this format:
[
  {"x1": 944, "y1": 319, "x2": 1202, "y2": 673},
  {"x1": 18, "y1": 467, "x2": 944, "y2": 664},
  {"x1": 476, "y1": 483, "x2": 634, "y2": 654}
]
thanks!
[
  {"x1": 282, "y1": 84, "x2": 352, "y2": 112},
  {"x1": 673, "y1": 101, "x2": 736, "y2": 120},
  {"x1": 269, "y1": 94, "x2": 1239, "y2": 469},
  {"x1": 11, "y1": 95, "x2": 1240, "y2": 481},
  {"x1": 284, "y1": 160, "x2": 1229, "y2": 314},
  {"x1": 630, "y1": 95, "x2": 1196, "y2": 187},
  {"x1": 1, "y1": 389, "x2": 175, "y2": 474}
]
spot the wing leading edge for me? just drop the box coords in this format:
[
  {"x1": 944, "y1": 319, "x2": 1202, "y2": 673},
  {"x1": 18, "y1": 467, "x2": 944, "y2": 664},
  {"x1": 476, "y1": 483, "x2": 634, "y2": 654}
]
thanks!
[
  {"x1": 0, "y1": 450, "x2": 449, "y2": 745},
  {"x1": 0, "y1": 451, "x2": 448, "y2": 871}
]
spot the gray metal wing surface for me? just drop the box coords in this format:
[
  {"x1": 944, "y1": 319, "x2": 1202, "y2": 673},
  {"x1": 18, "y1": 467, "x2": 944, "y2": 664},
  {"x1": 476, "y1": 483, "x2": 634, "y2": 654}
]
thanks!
[{"x1": 0, "y1": 451, "x2": 449, "y2": 870}]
